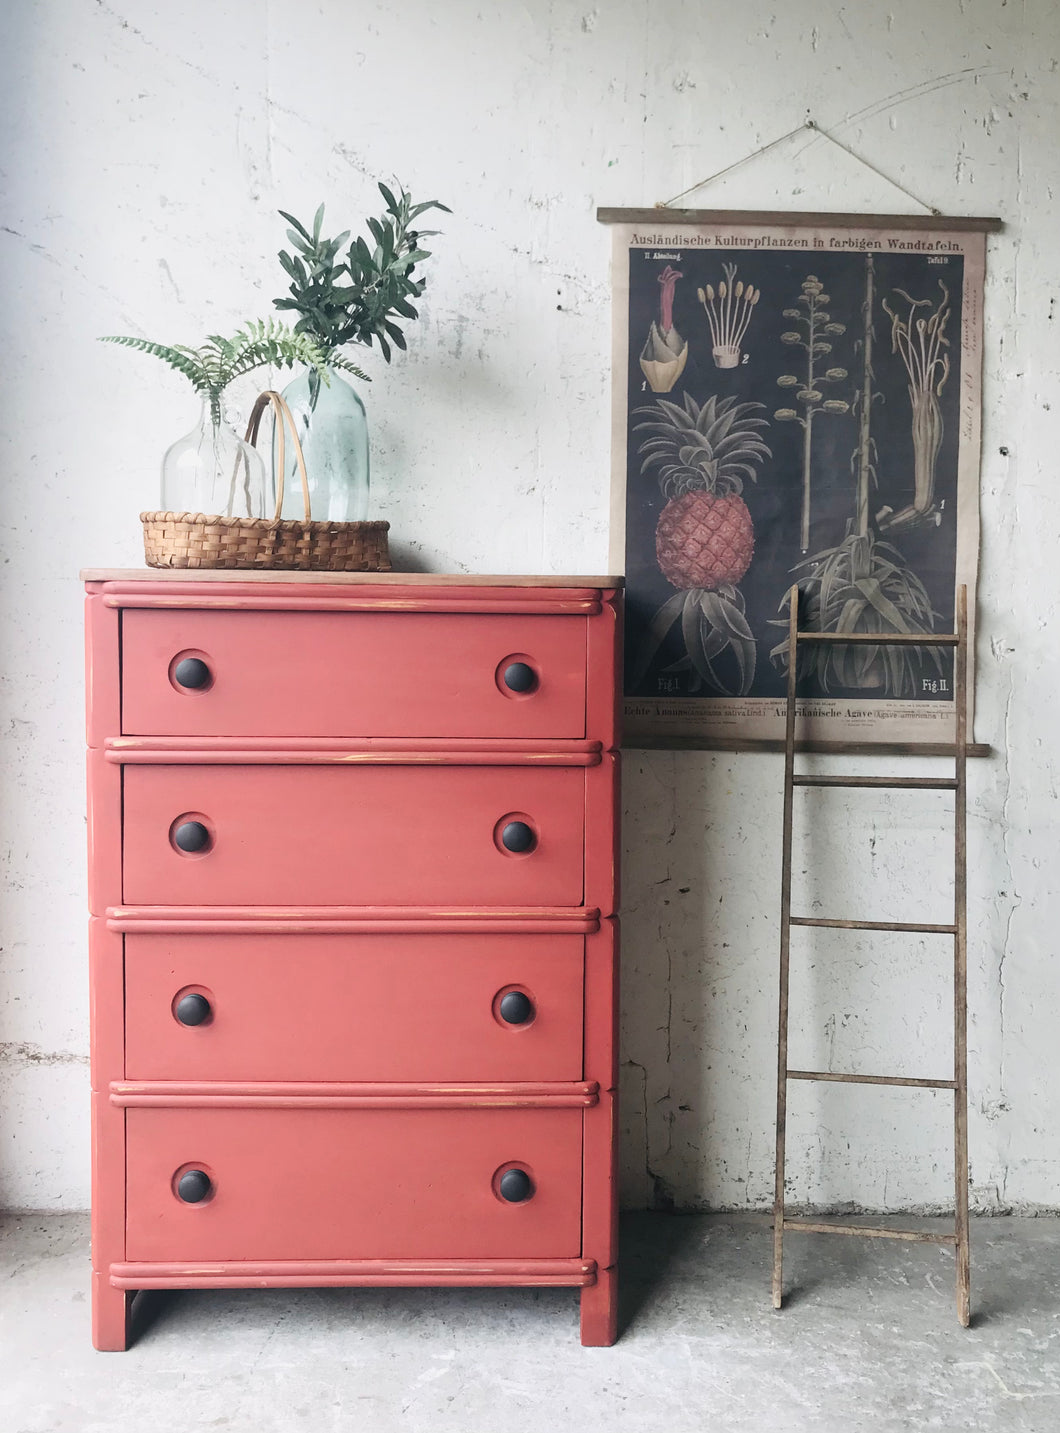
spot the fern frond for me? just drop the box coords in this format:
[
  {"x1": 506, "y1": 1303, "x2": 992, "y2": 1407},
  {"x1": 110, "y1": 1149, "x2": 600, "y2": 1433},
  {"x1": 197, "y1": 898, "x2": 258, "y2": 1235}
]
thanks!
[
  {"x1": 99, "y1": 336, "x2": 210, "y2": 391},
  {"x1": 327, "y1": 352, "x2": 371, "y2": 383},
  {"x1": 101, "y1": 321, "x2": 340, "y2": 425}
]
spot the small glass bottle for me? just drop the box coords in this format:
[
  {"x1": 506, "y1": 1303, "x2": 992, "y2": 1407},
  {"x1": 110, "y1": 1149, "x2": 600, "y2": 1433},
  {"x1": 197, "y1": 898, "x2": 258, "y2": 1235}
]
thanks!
[{"x1": 161, "y1": 401, "x2": 268, "y2": 518}]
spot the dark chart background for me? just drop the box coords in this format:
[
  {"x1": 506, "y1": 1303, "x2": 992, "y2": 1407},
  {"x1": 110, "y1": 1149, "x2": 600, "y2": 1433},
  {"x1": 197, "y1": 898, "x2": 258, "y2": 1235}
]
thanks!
[{"x1": 623, "y1": 247, "x2": 964, "y2": 702}]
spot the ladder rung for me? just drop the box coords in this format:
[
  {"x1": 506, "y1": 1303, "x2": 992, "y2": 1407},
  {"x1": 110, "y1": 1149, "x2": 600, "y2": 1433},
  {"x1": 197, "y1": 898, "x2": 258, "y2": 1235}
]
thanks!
[
  {"x1": 796, "y1": 631, "x2": 959, "y2": 647},
  {"x1": 792, "y1": 775, "x2": 958, "y2": 790},
  {"x1": 782, "y1": 1219, "x2": 958, "y2": 1245},
  {"x1": 787, "y1": 1070, "x2": 956, "y2": 1090},
  {"x1": 789, "y1": 917, "x2": 957, "y2": 934}
]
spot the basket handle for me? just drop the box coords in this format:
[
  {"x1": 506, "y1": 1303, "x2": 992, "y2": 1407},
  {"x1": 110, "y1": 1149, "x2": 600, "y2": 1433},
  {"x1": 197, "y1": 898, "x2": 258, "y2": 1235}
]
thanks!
[{"x1": 244, "y1": 390, "x2": 312, "y2": 523}]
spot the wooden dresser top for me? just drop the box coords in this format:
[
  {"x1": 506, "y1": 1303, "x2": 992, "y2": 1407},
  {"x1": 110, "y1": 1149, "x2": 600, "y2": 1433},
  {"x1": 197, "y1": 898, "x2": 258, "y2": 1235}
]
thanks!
[{"x1": 82, "y1": 569, "x2": 623, "y2": 587}]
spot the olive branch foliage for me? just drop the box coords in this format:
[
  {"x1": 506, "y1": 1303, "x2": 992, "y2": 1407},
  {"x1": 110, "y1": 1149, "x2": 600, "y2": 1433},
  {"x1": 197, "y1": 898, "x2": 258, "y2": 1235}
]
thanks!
[
  {"x1": 274, "y1": 183, "x2": 450, "y2": 366},
  {"x1": 101, "y1": 185, "x2": 449, "y2": 432},
  {"x1": 99, "y1": 320, "x2": 335, "y2": 426}
]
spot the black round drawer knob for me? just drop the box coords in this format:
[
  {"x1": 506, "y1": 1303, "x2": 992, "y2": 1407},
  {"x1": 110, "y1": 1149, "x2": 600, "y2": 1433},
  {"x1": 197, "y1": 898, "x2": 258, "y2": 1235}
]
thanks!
[
  {"x1": 175, "y1": 993, "x2": 211, "y2": 1026},
  {"x1": 177, "y1": 1169, "x2": 212, "y2": 1203},
  {"x1": 499, "y1": 1168, "x2": 534, "y2": 1203},
  {"x1": 501, "y1": 821, "x2": 535, "y2": 853},
  {"x1": 503, "y1": 662, "x2": 536, "y2": 693},
  {"x1": 173, "y1": 657, "x2": 211, "y2": 689},
  {"x1": 174, "y1": 821, "x2": 210, "y2": 853},
  {"x1": 499, "y1": 991, "x2": 534, "y2": 1025}
]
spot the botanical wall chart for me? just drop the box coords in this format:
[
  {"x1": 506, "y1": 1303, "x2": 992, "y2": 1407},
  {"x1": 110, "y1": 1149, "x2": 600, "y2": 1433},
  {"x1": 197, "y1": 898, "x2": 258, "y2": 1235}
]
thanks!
[{"x1": 602, "y1": 210, "x2": 992, "y2": 747}]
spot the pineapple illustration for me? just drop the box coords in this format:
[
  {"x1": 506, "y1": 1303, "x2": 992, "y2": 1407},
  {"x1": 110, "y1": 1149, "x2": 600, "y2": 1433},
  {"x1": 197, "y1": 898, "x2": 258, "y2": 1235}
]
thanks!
[{"x1": 631, "y1": 393, "x2": 771, "y2": 696}]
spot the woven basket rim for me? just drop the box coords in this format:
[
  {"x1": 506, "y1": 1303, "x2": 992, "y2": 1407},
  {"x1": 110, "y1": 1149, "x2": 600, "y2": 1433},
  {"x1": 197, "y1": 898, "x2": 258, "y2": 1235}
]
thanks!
[{"x1": 141, "y1": 511, "x2": 389, "y2": 534}]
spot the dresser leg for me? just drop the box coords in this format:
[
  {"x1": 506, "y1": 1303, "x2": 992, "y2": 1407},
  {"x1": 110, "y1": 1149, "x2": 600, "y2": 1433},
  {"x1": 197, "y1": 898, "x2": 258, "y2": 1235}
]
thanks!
[
  {"x1": 579, "y1": 1265, "x2": 618, "y2": 1346},
  {"x1": 92, "y1": 1274, "x2": 132, "y2": 1352}
]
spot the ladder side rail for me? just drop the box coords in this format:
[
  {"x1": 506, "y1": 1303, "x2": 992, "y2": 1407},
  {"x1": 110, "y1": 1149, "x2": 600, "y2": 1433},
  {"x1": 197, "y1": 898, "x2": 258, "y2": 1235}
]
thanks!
[
  {"x1": 773, "y1": 583, "x2": 800, "y2": 1310},
  {"x1": 954, "y1": 586, "x2": 971, "y2": 1326}
]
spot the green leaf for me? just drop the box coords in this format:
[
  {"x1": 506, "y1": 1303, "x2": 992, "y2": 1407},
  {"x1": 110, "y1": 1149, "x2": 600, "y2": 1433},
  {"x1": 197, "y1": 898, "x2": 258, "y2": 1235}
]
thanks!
[
  {"x1": 278, "y1": 210, "x2": 313, "y2": 241},
  {"x1": 379, "y1": 221, "x2": 395, "y2": 267}
]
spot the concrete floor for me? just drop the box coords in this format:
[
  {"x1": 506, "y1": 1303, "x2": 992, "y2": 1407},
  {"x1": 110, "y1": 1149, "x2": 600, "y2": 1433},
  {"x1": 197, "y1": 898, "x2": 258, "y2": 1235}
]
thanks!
[{"x1": 2, "y1": 1212, "x2": 1058, "y2": 1433}]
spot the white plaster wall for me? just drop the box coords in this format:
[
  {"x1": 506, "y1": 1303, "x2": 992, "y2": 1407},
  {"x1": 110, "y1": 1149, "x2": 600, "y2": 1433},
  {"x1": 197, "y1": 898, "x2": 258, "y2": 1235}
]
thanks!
[{"x1": 0, "y1": 0, "x2": 1056, "y2": 1213}]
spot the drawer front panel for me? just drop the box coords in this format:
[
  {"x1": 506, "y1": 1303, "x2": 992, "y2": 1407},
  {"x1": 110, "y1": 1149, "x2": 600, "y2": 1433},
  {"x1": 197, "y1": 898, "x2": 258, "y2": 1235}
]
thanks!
[
  {"x1": 121, "y1": 610, "x2": 588, "y2": 739},
  {"x1": 125, "y1": 1107, "x2": 583, "y2": 1261},
  {"x1": 124, "y1": 932, "x2": 585, "y2": 1082},
  {"x1": 122, "y1": 765, "x2": 586, "y2": 906}
]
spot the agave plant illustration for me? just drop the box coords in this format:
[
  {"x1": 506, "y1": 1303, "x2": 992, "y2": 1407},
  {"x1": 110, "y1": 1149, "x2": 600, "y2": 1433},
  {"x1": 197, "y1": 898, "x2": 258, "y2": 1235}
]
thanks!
[
  {"x1": 639, "y1": 264, "x2": 688, "y2": 393},
  {"x1": 771, "y1": 255, "x2": 943, "y2": 695},
  {"x1": 774, "y1": 274, "x2": 850, "y2": 552},
  {"x1": 630, "y1": 394, "x2": 771, "y2": 696},
  {"x1": 878, "y1": 282, "x2": 951, "y2": 531},
  {"x1": 698, "y1": 263, "x2": 760, "y2": 369},
  {"x1": 776, "y1": 526, "x2": 944, "y2": 693}
]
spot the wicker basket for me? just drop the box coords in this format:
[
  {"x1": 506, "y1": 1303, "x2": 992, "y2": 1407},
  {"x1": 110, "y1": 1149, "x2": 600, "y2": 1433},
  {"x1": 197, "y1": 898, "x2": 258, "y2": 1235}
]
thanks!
[{"x1": 141, "y1": 389, "x2": 391, "y2": 572}]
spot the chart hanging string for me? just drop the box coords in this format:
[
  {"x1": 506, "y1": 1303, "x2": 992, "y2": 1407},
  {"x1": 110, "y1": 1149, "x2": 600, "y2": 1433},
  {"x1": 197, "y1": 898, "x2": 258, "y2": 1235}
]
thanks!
[{"x1": 657, "y1": 119, "x2": 942, "y2": 217}]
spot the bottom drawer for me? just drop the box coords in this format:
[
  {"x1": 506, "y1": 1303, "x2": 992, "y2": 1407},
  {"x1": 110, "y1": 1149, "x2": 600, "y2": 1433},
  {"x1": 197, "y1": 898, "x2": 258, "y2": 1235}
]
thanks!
[{"x1": 125, "y1": 1106, "x2": 583, "y2": 1262}]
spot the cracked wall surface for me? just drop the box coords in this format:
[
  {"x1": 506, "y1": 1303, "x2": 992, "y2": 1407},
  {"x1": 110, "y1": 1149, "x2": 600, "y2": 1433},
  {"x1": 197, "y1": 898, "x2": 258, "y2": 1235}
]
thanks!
[{"x1": 1, "y1": 0, "x2": 1057, "y2": 1211}]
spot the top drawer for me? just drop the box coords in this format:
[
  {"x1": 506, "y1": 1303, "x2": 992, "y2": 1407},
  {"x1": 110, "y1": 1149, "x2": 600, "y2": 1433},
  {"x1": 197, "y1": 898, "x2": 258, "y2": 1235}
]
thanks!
[{"x1": 120, "y1": 610, "x2": 588, "y2": 739}]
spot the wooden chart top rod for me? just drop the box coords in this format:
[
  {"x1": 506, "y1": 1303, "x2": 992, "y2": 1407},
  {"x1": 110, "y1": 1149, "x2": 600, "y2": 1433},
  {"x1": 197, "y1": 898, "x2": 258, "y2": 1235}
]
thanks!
[{"x1": 596, "y1": 208, "x2": 1003, "y2": 232}]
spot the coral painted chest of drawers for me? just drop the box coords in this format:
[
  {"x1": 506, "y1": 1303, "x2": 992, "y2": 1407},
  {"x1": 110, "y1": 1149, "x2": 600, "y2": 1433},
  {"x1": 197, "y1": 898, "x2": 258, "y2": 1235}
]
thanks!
[{"x1": 84, "y1": 571, "x2": 621, "y2": 1349}]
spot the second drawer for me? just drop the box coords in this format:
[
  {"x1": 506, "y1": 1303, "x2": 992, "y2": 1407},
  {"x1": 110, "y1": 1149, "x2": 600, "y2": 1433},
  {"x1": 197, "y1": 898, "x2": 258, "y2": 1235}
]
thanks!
[
  {"x1": 124, "y1": 931, "x2": 585, "y2": 1081},
  {"x1": 122, "y1": 764, "x2": 587, "y2": 906}
]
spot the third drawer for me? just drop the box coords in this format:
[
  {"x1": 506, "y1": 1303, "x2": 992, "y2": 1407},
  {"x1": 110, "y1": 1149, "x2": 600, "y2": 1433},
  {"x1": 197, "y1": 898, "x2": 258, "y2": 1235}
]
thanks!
[
  {"x1": 124, "y1": 931, "x2": 585, "y2": 1082},
  {"x1": 122, "y1": 764, "x2": 588, "y2": 906}
]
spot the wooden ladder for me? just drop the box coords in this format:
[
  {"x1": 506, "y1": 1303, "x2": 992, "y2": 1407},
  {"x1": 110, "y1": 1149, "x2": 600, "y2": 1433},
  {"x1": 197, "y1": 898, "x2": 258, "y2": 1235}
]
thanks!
[{"x1": 772, "y1": 583, "x2": 970, "y2": 1326}]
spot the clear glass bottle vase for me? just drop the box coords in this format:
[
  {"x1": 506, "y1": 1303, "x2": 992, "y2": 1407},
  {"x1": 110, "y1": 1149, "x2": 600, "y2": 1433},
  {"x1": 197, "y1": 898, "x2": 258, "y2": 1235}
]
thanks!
[
  {"x1": 276, "y1": 369, "x2": 370, "y2": 521},
  {"x1": 161, "y1": 401, "x2": 268, "y2": 518}
]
